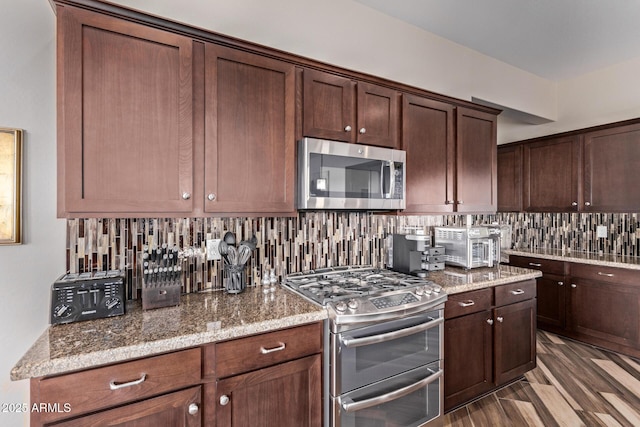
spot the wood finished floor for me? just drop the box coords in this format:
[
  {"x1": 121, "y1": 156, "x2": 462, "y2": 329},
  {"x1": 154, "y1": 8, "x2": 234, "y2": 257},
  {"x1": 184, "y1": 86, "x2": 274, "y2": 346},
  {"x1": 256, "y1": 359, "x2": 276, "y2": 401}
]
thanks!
[{"x1": 443, "y1": 331, "x2": 640, "y2": 427}]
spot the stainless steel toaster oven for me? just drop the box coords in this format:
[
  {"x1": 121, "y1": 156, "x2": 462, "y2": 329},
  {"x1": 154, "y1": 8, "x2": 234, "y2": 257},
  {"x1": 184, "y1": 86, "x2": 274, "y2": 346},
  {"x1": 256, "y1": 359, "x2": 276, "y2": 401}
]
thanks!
[{"x1": 434, "y1": 226, "x2": 501, "y2": 269}]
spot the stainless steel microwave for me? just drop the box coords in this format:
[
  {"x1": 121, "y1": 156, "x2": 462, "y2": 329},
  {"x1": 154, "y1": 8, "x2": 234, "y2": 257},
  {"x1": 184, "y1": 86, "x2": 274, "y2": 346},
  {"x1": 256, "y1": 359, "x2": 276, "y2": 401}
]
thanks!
[{"x1": 297, "y1": 138, "x2": 406, "y2": 210}]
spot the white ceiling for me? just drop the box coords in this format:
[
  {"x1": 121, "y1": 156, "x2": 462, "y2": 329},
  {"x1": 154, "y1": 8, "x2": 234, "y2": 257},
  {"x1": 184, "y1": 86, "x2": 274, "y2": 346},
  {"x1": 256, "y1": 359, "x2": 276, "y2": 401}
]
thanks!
[{"x1": 355, "y1": 0, "x2": 640, "y2": 81}]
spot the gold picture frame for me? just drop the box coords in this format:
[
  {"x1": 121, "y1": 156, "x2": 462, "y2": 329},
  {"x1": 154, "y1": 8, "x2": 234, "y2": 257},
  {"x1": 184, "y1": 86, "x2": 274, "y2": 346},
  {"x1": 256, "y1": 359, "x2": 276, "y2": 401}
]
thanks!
[{"x1": 0, "y1": 128, "x2": 22, "y2": 244}]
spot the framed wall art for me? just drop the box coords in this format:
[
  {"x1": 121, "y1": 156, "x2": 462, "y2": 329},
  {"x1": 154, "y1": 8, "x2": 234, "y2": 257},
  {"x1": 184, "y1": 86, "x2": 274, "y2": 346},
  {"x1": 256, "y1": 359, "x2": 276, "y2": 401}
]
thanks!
[{"x1": 0, "y1": 127, "x2": 22, "y2": 244}]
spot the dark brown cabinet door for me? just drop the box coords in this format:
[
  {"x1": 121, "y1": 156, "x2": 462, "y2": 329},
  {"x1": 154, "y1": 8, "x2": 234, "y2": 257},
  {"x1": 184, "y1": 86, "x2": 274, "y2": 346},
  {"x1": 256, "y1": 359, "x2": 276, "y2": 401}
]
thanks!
[
  {"x1": 216, "y1": 354, "x2": 322, "y2": 427},
  {"x1": 402, "y1": 95, "x2": 454, "y2": 213},
  {"x1": 444, "y1": 310, "x2": 493, "y2": 411},
  {"x1": 204, "y1": 44, "x2": 296, "y2": 214},
  {"x1": 523, "y1": 135, "x2": 581, "y2": 212},
  {"x1": 583, "y1": 122, "x2": 640, "y2": 212},
  {"x1": 49, "y1": 387, "x2": 201, "y2": 427},
  {"x1": 356, "y1": 82, "x2": 400, "y2": 148},
  {"x1": 57, "y1": 5, "x2": 194, "y2": 215},
  {"x1": 568, "y1": 278, "x2": 640, "y2": 350},
  {"x1": 303, "y1": 69, "x2": 355, "y2": 142},
  {"x1": 455, "y1": 107, "x2": 497, "y2": 213},
  {"x1": 535, "y1": 273, "x2": 566, "y2": 330},
  {"x1": 494, "y1": 299, "x2": 537, "y2": 386},
  {"x1": 497, "y1": 144, "x2": 523, "y2": 211}
]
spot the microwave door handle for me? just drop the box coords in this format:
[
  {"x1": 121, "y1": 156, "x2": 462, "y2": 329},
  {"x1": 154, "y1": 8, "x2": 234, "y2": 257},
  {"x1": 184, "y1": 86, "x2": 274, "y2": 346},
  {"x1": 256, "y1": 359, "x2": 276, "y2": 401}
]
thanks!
[
  {"x1": 388, "y1": 161, "x2": 395, "y2": 199},
  {"x1": 380, "y1": 162, "x2": 385, "y2": 198},
  {"x1": 340, "y1": 368, "x2": 443, "y2": 413}
]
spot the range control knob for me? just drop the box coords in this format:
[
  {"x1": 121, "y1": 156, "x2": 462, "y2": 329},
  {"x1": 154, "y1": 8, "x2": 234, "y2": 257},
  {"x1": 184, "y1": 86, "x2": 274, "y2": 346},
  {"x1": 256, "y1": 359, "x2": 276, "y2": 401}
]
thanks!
[
  {"x1": 335, "y1": 301, "x2": 348, "y2": 312},
  {"x1": 423, "y1": 286, "x2": 433, "y2": 296},
  {"x1": 432, "y1": 285, "x2": 442, "y2": 294},
  {"x1": 415, "y1": 287, "x2": 424, "y2": 296},
  {"x1": 347, "y1": 299, "x2": 359, "y2": 310}
]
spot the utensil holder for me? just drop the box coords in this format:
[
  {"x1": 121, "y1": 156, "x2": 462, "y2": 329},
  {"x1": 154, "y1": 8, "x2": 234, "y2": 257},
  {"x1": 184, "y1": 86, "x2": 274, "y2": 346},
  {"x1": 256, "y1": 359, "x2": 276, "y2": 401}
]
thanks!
[{"x1": 223, "y1": 264, "x2": 247, "y2": 294}]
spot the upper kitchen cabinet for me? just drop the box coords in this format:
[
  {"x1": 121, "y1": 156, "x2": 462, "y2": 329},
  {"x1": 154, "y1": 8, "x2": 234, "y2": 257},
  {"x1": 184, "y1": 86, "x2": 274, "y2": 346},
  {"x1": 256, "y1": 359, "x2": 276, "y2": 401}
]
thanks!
[
  {"x1": 522, "y1": 136, "x2": 580, "y2": 212},
  {"x1": 455, "y1": 107, "x2": 498, "y2": 213},
  {"x1": 582, "y1": 122, "x2": 640, "y2": 212},
  {"x1": 497, "y1": 144, "x2": 523, "y2": 212},
  {"x1": 303, "y1": 69, "x2": 400, "y2": 149},
  {"x1": 203, "y1": 44, "x2": 296, "y2": 214},
  {"x1": 501, "y1": 118, "x2": 640, "y2": 213},
  {"x1": 402, "y1": 95, "x2": 455, "y2": 213},
  {"x1": 56, "y1": 5, "x2": 194, "y2": 216}
]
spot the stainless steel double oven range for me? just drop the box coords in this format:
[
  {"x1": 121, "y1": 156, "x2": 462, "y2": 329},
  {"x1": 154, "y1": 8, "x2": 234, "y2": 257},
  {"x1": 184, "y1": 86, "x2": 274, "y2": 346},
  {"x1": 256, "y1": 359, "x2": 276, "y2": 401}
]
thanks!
[{"x1": 283, "y1": 266, "x2": 447, "y2": 427}]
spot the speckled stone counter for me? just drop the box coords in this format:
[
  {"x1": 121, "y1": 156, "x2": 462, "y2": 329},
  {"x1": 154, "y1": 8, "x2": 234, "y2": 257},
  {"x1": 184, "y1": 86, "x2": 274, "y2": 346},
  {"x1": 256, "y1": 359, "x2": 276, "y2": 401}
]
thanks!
[
  {"x1": 11, "y1": 286, "x2": 326, "y2": 381},
  {"x1": 429, "y1": 265, "x2": 542, "y2": 295},
  {"x1": 504, "y1": 248, "x2": 640, "y2": 270}
]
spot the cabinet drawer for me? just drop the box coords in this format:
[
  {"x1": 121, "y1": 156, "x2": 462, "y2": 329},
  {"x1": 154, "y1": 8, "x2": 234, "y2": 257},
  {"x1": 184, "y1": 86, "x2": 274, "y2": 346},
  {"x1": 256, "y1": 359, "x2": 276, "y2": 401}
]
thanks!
[
  {"x1": 34, "y1": 348, "x2": 201, "y2": 424},
  {"x1": 570, "y1": 263, "x2": 639, "y2": 286},
  {"x1": 445, "y1": 288, "x2": 493, "y2": 319},
  {"x1": 212, "y1": 322, "x2": 322, "y2": 378},
  {"x1": 510, "y1": 255, "x2": 566, "y2": 275},
  {"x1": 495, "y1": 280, "x2": 536, "y2": 306}
]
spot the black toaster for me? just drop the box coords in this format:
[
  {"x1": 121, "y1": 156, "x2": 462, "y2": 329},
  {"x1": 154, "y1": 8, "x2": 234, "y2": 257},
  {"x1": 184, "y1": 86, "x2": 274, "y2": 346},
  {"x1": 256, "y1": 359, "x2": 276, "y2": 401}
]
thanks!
[{"x1": 50, "y1": 271, "x2": 125, "y2": 325}]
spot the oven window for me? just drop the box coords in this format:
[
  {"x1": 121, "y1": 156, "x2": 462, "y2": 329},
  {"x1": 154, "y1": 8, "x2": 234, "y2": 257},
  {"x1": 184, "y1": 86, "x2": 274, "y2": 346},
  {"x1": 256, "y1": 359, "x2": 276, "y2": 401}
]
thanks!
[
  {"x1": 334, "y1": 311, "x2": 442, "y2": 395},
  {"x1": 335, "y1": 362, "x2": 441, "y2": 427}
]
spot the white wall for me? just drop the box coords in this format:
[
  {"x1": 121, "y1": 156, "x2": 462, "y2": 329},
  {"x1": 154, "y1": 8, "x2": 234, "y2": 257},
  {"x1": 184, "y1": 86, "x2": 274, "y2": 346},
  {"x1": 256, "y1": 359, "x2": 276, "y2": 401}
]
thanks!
[{"x1": 0, "y1": 1, "x2": 65, "y2": 426}]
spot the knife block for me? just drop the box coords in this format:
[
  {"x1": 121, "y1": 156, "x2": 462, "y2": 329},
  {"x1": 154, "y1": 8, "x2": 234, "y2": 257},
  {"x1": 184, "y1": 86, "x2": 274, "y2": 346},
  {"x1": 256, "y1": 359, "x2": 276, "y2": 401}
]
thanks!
[{"x1": 141, "y1": 246, "x2": 182, "y2": 310}]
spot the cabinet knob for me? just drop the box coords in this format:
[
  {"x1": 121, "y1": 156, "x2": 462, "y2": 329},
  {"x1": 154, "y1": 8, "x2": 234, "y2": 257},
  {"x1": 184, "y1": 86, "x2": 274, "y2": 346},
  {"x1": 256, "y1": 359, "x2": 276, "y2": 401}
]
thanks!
[
  {"x1": 344, "y1": 125, "x2": 352, "y2": 132},
  {"x1": 188, "y1": 403, "x2": 199, "y2": 415},
  {"x1": 571, "y1": 284, "x2": 577, "y2": 288},
  {"x1": 359, "y1": 127, "x2": 366, "y2": 134},
  {"x1": 572, "y1": 201, "x2": 578, "y2": 206},
  {"x1": 445, "y1": 200, "x2": 454, "y2": 204},
  {"x1": 182, "y1": 192, "x2": 191, "y2": 200},
  {"x1": 558, "y1": 281, "x2": 564, "y2": 286},
  {"x1": 585, "y1": 202, "x2": 592, "y2": 207},
  {"x1": 458, "y1": 200, "x2": 463, "y2": 204},
  {"x1": 486, "y1": 319, "x2": 494, "y2": 325},
  {"x1": 497, "y1": 316, "x2": 504, "y2": 323},
  {"x1": 207, "y1": 193, "x2": 216, "y2": 201},
  {"x1": 220, "y1": 395, "x2": 230, "y2": 406}
]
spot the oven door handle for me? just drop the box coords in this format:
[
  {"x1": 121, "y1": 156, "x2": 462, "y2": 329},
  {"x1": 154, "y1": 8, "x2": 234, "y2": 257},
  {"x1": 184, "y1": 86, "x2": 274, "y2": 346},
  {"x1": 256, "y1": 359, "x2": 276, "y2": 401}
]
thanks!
[
  {"x1": 340, "y1": 368, "x2": 443, "y2": 413},
  {"x1": 341, "y1": 316, "x2": 443, "y2": 348}
]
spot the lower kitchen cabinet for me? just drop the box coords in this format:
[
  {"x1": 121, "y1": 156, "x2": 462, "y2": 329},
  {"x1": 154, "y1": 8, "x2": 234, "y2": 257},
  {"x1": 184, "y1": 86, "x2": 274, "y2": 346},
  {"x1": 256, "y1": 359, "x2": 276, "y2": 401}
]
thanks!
[
  {"x1": 203, "y1": 322, "x2": 323, "y2": 427},
  {"x1": 215, "y1": 355, "x2": 322, "y2": 427},
  {"x1": 509, "y1": 255, "x2": 569, "y2": 331},
  {"x1": 48, "y1": 386, "x2": 202, "y2": 427},
  {"x1": 444, "y1": 281, "x2": 536, "y2": 412},
  {"x1": 30, "y1": 349, "x2": 203, "y2": 426},
  {"x1": 569, "y1": 263, "x2": 640, "y2": 354},
  {"x1": 510, "y1": 255, "x2": 640, "y2": 358}
]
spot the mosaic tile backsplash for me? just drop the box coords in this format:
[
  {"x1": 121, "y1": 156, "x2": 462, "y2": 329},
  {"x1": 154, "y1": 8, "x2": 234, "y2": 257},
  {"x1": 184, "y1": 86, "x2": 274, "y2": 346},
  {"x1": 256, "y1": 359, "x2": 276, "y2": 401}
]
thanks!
[{"x1": 66, "y1": 212, "x2": 640, "y2": 300}]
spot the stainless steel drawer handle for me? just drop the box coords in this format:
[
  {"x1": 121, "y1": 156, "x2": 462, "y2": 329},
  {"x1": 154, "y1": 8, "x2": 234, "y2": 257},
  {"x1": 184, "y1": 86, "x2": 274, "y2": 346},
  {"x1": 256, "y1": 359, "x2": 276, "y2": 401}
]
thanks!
[
  {"x1": 528, "y1": 262, "x2": 542, "y2": 267},
  {"x1": 597, "y1": 272, "x2": 614, "y2": 277},
  {"x1": 487, "y1": 319, "x2": 494, "y2": 325},
  {"x1": 458, "y1": 300, "x2": 475, "y2": 307},
  {"x1": 340, "y1": 368, "x2": 443, "y2": 413},
  {"x1": 109, "y1": 373, "x2": 147, "y2": 390},
  {"x1": 497, "y1": 316, "x2": 504, "y2": 323},
  {"x1": 260, "y1": 342, "x2": 286, "y2": 354},
  {"x1": 342, "y1": 316, "x2": 443, "y2": 348},
  {"x1": 510, "y1": 289, "x2": 525, "y2": 295},
  {"x1": 558, "y1": 281, "x2": 564, "y2": 286},
  {"x1": 571, "y1": 284, "x2": 577, "y2": 288}
]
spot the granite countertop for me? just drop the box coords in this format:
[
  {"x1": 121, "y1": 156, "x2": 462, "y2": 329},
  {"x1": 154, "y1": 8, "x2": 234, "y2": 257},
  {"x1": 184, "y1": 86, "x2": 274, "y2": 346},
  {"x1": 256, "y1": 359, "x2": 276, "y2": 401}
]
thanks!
[
  {"x1": 11, "y1": 286, "x2": 326, "y2": 381},
  {"x1": 11, "y1": 265, "x2": 540, "y2": 382},
  {"x1": 430, "y1": 265, "x2": 542, "y2": 295},
  {"x1": 504, "y1": 248, "x2": 640, "y2": 270}
]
